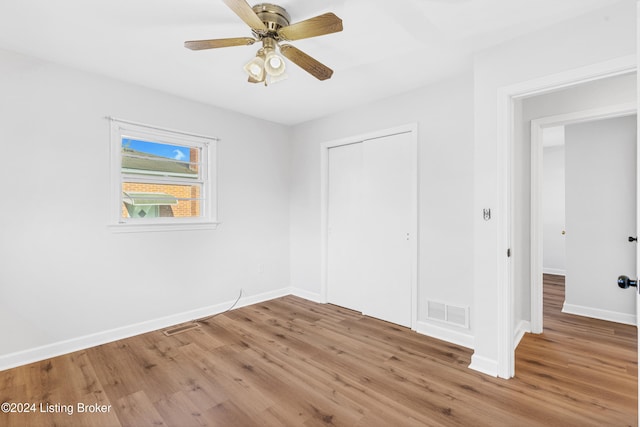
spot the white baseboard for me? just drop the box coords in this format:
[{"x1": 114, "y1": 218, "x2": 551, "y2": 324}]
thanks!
[
  {"x1": 543, "y1": 268, "x2": 566, "y2": 276},
  {"x1": 415, "y1": 321, "x2": 474, "y2": 349},
  {"x1": 469, "y1": 353, "x2": 498, "y2": 377},
  {"x1": 290, "y1": 287, "x2": 324, "y2": 304},
  {"x1": 0, "y1": 287, "x2": 292, "y2": 372},
  {"x1": 234, "y1": 287, "x2": 292, "y2": 309},
  {"x1": 513, "y1": 320, "x2": 531, "y2": 349},
  {"x1": 562, "y1": 302, "x2": 636, "y2": 325}
]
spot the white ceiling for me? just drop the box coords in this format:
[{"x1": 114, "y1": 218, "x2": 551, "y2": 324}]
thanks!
[{"x1": 0, "y1": 0, "x2": 626, "y2": 125}]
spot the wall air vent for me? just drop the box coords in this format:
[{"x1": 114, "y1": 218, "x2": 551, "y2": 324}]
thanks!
[{"x1": 426, "y1": 300, "x2": 469, "y2": 329}]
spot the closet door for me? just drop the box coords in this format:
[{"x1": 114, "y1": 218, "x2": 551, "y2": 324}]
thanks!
[
  {"x1": 360, "y1": 132, "x2": 414, "y2": 327},
  {"x1": 327, "y1": 142, "x2": 365, "y2": 312},
  {"x1": 326, "y1": 131, "x2": 415, "y2": 328}
]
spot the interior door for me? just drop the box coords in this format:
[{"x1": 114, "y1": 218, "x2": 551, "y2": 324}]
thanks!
[
  {"x1": 566, "y1": 116, "x2": 636, "y2": 317},
  {"x1": 326, "y1": 131, "x2": 415, "y2": 328},
  {"x1": 360, "y1": 133, "x2": 414, "y2": 327},
  {"x1": 327, "y1": 143, "x2": 364, "y2": 312},
  {"x1": 636, "y1": 17, "x2": 639, "y2": 416},
  {"x1": 612, "y1": 113, "x2": 640, "y2": 421}
]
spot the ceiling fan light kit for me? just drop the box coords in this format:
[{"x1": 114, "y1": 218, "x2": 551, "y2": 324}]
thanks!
[
  {"x1": 185, "y1": 0, "x2": 343, "y2": 86},
  {"x1": 252, "y1": 36, "x2": 288, "y2": 85},
  {"x1": 244, "y1": 52, "x2": 265, "y2": 81}
]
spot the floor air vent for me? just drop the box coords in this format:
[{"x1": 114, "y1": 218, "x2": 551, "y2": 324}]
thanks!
[
  {"x1": 163, "y1": 322, "x2": 200, "y2": 336},
  {"x1": 427, "y1": 301, "x2": 469, "y2": 329}
]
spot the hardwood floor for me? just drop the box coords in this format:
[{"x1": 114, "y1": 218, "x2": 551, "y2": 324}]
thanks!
[{"x1": 0, "y1": 276, "x2": 636, "y2": 426}]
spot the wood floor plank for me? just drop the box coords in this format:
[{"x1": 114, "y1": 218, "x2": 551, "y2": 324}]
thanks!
[
  {"x1": 114, "y1": 390, "x2": 164, "y2": 427},
  {"x1": 153, "y1": 390, "x2": 210, "y2": 427},
  {"x1": 0, "y1": 275, "x2": 636, "y2": 426}
]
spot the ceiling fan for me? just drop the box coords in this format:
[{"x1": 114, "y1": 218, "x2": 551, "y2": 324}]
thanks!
[{"x1": 185, "y1": 0, "x2": 343, "y2": 85}]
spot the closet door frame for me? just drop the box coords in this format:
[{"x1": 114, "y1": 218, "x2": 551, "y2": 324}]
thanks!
[{"x1": 320, "y1": 123, "x2": 418, "y2": 330}]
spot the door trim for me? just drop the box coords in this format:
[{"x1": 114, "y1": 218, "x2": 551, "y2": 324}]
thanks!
[
  {"x1": 320, "y1": 123, "x2": 419, "y2": 330},
  {"x1": 530, "y1": 103, "x2": 637, "y2": 334},
  {"x1": 496, "y1": 54, "x2": 636, "y2": 379}
]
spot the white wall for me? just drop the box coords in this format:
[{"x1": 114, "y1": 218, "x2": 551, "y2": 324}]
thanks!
[
  {"x1": 472, "y1": 0, "x2": 636, "y2": 376},
  {"x1": 0, "y1": 48, "x2": 292, "y2": 368},
  {"x1": 564, "y1": 115, "x2": 636, "y2": 322},
  {"x1": 290, "y1": 71, "x2": 475, "y2": 345},
  {"x1": 543, "y1": 143, "x2": 566, "y2": 275}
]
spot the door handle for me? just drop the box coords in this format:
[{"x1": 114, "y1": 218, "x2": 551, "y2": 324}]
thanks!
[
  {"x1": 617, "y1": 275, "x2": 638, "y2": 289},
  {"x1": 629, "y1": 236, "x2": 638, "y2": 242}
]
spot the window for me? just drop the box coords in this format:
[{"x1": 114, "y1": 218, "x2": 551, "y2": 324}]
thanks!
[{"x1": 110, "y1": 118, "x2": 218, "y2": 231}]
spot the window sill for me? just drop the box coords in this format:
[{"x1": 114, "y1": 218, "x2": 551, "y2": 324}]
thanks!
[{"x1": 109, "y1": 221, "x2": 220, "y2": 233}]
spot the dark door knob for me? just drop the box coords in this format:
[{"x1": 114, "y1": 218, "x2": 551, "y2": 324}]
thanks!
[
  {"x1": 618, "y1": 275, "x2": 638, "y2": 289},
  {"x1": 629, "y1": 236, "x2": 638, "y2": 242}
]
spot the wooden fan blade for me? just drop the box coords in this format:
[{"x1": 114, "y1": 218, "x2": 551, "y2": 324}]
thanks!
[
  {"x1": 280, "y1": 44, "x2": 333, "y2": 81},
  {"x1": 184, "y1": 37, "x2": 256, "y2": 50},
  {"x1": 222, "y1": 0, "x2": 267, "y2": 31},
  {"x1": 278, "y1": 13, "x2": 343, "y2": 41}
]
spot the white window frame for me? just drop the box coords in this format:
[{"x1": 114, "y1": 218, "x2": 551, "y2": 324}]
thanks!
[{"x1": 109, "y1": 117, "x2": 218, "y2": 232}]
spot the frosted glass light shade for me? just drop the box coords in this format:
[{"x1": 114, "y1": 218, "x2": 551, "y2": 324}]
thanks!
[
  {"x1": 264, "y1": 51, "x2": 286, "y2": 76},
  {"x1": 243, "y1": 56, "x2": 265, "y2": 81}
]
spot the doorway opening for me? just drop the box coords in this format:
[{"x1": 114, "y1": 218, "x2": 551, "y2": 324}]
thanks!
[
  {"x1": 495, "y1": 54, "x2": 636, "y2": 379},
  {"x1": 530, "y1": 104, "x2": 637, "y2": 333}
]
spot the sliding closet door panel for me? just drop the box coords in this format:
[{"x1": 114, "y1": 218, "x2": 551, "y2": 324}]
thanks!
[
  {"x1": 327, "y1": 143, "x2": 365, "y2": 312},
  {"x1": 361, "y1": 132, "x2": 414, "y2": 327}
]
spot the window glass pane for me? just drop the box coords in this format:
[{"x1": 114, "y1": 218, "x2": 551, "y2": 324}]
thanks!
[
  {"x1": 122, "y1": 139, "x2": 199, "y2": 178},
  {"x1": 122, "y1": 183, "x2": 202, "y2": 219}
]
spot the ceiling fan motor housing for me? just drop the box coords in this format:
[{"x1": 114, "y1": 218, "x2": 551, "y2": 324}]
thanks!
[{"x1": 252, "y1": 3, "x2": 291, "y2": 36}]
